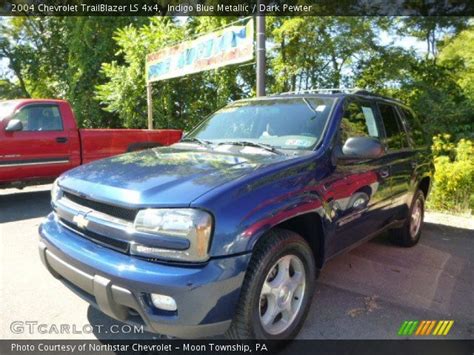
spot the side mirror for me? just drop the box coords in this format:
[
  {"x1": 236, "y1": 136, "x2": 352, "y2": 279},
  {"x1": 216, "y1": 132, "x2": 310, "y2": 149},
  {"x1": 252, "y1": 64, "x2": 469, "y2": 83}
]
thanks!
[
  {"x1": 5, "y1": 119, "x2": 23, "y2": 132},
  {"x1": 341, "y1": 136, "x2": 384, "y2": 159}
]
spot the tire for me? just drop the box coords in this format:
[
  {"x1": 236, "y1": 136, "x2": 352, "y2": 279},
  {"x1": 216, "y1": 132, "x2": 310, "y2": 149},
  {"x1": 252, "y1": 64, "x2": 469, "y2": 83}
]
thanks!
[
  {"x1": 389, "y1": 189, "x2": 425, "y2": 247},
  {"x1": 226, "y1": 228, "x2": 316, "y2": 339}
]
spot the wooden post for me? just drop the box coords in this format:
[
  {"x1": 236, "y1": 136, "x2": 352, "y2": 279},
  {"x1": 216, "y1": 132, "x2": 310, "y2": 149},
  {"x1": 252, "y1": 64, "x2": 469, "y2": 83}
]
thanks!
[{"x1": 147, "y1": 82, "x2": 153, "y2": 129}]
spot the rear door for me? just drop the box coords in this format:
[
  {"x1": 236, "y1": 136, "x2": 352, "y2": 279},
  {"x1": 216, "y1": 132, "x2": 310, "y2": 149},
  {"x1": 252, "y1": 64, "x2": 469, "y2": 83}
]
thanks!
[
  {"x1": 376, "y1": 101, "x2": 416, "y2": 214},
  {"x1": 1, "y1": 103, "x2": 73, "y2": 183}
]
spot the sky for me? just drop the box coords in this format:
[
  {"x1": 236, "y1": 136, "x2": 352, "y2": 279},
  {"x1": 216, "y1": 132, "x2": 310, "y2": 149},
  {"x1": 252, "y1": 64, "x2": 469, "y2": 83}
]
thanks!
[
  {"x1": 0, "y1": 58, "x2": 10, "y2": 78},
  {"x1": 379, "y1": 30, "x2": 426, "y2": 53}
]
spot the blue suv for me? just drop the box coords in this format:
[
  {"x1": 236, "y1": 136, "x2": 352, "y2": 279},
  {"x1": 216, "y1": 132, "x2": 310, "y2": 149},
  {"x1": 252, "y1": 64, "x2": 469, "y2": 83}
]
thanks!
[{"x1": 39, "y1": 90, "x2": 433, "y2": 339}]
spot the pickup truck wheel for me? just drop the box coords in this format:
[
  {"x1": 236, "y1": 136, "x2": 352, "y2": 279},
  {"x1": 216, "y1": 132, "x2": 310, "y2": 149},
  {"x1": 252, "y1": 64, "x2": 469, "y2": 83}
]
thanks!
[
  {"x1": 389, "y1": 189, "x2": 425, "y2": 247},
  {"x1": 226, "y1": 229, "x2": 315, "y2": 339}
]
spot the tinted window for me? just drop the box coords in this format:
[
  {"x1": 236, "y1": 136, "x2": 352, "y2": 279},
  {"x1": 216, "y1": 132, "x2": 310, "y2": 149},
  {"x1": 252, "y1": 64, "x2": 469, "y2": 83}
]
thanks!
[
  {"x1": 340, "y1": 99, "x2": 380, "y2": 143},
  {"x1": 15, "y1": 105, "x2": 63, "y2": 131},
  {"x1": 378, "y1": 103, "x2": 407, "y2": 150},
  {"x1": 400, "y1": 107, "x2": 426, "y2": 147},
  {"x1": 188, "y1": 97, "x2": 335, "y2": 150}
]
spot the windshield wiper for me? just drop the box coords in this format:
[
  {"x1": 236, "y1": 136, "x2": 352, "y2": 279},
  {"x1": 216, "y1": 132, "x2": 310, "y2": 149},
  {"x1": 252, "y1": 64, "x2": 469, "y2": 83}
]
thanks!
[
  {"x1": 218, "y1": 141, "x2": 283, "y2": 155},
  {"x1": 181, "y1": 137, "x2": 213, "y2": 147}
]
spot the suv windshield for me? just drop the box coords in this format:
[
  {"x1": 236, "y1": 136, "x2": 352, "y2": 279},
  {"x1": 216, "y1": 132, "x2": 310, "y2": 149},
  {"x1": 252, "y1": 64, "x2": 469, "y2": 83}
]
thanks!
[{"x1": 186, "y1": 97, "x2": 336, "y2": 151}]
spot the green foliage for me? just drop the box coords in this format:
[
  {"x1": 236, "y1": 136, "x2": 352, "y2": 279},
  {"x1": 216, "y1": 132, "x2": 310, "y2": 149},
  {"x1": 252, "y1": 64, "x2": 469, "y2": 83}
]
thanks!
[
  {"x1": 395, "y1": 17, "x2": 467, "y2": 58},
  {"x1": 64, "y1": 17, "x2": 146, "y2": 127},
  {"x1": 428, "y1": 135, "x2": 474, "y2": 214},
  {"x1": 356, "y1": 20, "x2": 473, "y2": 140},
  {"x1": 0, "y1": 79, "x2": 23, "y2": 98},
  {"x1": 96, "y1": 18, "x2": 184, "y2": 128},
  {"x1": 438, "y1": 26, "x2": 474, "y2": 101},
  {"x1": 96, "y1": 17, "x2": 253, "y2": 130},
  {"x1": 0, "y1": 16, "x2": 145, "y2": 127},
  {"x1": 269, "y1": 17, "x2": 380, "y2": 92},
  {"x1": 398, "y1": 61, "x2": 473, "y2": 139}
]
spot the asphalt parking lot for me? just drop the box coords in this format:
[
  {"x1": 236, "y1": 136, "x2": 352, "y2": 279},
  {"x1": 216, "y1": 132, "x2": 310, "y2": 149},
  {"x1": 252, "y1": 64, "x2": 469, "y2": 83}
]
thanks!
[{"x1": 1, "y1": 185, "x2": 473, "y2": 340}]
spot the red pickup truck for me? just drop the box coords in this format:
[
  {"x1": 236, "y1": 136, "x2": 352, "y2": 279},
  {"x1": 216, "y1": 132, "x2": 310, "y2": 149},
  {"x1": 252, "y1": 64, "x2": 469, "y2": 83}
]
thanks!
[{"x1": 0, "y1": 99, "x2": 182, "y2": 188}]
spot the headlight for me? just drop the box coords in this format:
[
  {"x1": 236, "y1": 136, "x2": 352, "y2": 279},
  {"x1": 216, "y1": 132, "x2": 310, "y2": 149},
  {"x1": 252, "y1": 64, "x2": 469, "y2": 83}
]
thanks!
[
  {"x1": 132, "y1": 209, "x2": 213, "y2": 262},
  {"x1": 51, "y1": 179, "x2": 63, "y2": 205}
]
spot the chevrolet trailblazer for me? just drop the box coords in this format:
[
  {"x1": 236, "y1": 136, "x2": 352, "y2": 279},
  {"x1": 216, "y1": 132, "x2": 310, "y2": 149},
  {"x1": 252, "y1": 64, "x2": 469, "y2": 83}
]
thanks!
[{"x1": 39, "y1": 90, "x2": 433, "y2": 339}]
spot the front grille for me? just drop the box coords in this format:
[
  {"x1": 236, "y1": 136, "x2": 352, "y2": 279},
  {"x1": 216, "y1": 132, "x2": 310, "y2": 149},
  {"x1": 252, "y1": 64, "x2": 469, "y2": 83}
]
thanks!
[
  {"x1": 64, "y1": 192, "x2": 138, "y2": 221},
  {"x1": 60, "y1": 218, "x2": 130, "y2": 253}
]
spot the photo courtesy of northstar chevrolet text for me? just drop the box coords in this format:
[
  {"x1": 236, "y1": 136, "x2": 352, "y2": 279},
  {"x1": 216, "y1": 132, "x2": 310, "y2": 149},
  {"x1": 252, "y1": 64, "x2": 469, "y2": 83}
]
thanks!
[{"x1": 0, "y1": 0, "x2": 473, "y2": 354}]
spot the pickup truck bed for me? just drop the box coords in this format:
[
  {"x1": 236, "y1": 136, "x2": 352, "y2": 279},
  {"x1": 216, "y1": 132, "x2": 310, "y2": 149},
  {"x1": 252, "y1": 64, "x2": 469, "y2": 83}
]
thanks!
[
  {"x1": 79, "y1": 129, "x2": 180, "y2": 164},
  {"x1": 0, "y1": 99, "x2": 182, "y2": 188}
]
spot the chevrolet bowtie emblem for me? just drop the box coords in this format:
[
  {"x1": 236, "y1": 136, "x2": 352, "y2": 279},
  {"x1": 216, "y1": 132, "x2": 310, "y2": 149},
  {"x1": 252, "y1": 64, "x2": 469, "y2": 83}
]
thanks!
[{"x1": 72, "y1": 213, "x2": 89, "y2": 229}]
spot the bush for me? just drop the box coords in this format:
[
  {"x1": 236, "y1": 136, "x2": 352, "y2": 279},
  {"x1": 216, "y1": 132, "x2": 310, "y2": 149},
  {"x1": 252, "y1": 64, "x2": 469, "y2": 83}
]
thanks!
[{"x1": 428, "y1": 135, "x2": 474, "y2": 214}]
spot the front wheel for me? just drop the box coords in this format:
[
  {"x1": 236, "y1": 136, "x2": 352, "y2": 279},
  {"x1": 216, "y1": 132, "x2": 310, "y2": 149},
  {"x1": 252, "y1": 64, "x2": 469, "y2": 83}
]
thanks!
[{"x1": 226, "y1": 229, "x2": 316, "y2": 339}]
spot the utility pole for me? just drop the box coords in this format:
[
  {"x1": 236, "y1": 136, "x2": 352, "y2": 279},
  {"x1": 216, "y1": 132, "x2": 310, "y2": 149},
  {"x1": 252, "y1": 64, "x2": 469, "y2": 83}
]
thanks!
[
  {"x1": 146, "y1": 82, "x2": 153, "y2": 129},
  {"x1": 256, "y1": 8, "x2": 266, "y2": 97}
]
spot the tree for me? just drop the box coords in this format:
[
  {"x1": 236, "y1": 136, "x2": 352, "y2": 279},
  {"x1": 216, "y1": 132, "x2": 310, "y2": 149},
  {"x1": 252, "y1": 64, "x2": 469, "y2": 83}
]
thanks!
[
  {"x1": 0, "y1": 16, "x2": 144, "y2": 127},
  {"x1": 355, "y1": 19, "x2": 473, "y2": 139},
  {"x1": 96, "y1": 17, "x2": 254, "y2": 130},
  {"x1": 438, "y1": 26, "x2": 474, "y2": 101},
  {"x1": 0, "y1": 18, "x2": 34, "y2": 97},
  {"x1": 396, "y1": 17, "x2": 468, "y2": 60},
  {"x1": 95, "y1": 17, "x2": 185, "y2": 128},
  {"x1": 268, "y1": 17, "x2": 381, "y2": 92},
  {"x1": 0, "y1": 79, "x2": 24, "y2": 99},
  {"x1": 63, "y1": 17, "x2": 146, "y2": 127}
]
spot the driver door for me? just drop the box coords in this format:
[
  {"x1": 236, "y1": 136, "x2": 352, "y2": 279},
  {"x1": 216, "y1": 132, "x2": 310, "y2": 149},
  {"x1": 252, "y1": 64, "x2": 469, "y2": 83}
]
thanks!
[
  {"x1": 325, "y1": 97, "x2": 393, "y2": 257},
  {"x1": 0, "y1": 103, "x2": 72, "y2": 184}
]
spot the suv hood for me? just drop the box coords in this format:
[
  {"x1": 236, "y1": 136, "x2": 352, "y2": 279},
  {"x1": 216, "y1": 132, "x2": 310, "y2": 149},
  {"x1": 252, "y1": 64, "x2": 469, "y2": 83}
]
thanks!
[{"x1": 60, "y1": 144, "x2": 288, "y2": 207}]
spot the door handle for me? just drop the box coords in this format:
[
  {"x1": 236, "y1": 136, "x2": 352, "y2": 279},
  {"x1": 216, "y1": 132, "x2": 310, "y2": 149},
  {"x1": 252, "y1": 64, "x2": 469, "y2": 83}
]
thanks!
[
  {"x1": 379, "y1": 168, "x2": 390, "y2": 179},
  {"x1": 56, "y1": 137, "x2": 68, "y2": 143}
]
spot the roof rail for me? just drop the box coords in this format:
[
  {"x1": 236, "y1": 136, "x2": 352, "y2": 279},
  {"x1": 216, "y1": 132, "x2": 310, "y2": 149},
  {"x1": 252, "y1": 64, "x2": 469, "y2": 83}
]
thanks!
[
  {"x1": 271, "y1": 88, "x2": 402, "y2": 102},
  {"x1": 353, "y1": 89, "x2": 403, "y2": 102},
  {"x1": 274, "y1": 88, "x2": 362, "y2": 96}
]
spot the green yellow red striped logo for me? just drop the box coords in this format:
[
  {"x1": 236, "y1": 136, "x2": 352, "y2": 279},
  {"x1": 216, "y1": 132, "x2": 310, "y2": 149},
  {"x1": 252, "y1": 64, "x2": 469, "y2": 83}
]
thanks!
[{"x1": 398, "y1": 320, "x2": 454, "y2": 336}]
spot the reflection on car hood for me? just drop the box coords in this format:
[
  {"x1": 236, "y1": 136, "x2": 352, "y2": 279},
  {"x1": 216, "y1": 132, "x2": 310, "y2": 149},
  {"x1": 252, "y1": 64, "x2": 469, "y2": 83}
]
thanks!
[{"x1": 60, "y1": 144, "x2": 289, "y2": 207}]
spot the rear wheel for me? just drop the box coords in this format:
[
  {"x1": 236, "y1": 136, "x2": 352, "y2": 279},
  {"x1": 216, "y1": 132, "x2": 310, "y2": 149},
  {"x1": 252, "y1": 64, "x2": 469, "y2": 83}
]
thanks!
[
  {"x1": 226, "y1": 229, "x2": 316, "y2": 339},
  {"x1": 389, "y1": 189, "x2": 425, "y2": 247}
]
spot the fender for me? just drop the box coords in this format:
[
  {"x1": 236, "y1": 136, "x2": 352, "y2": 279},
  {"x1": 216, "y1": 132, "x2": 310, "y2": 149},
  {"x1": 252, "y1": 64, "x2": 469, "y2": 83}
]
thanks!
[
  {"x1": 241, "y1": 185, "x2": 330, "y2": 253},
  {"x1": 196, "y1": 153, "x2": 335, "y2": 259}
]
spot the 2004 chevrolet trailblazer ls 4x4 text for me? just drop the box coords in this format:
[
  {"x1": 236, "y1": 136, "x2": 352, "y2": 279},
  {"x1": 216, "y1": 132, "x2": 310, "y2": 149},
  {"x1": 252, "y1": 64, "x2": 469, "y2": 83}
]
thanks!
[{"x1": 39, "y1": 90, "x2": 433, "y2": 339}]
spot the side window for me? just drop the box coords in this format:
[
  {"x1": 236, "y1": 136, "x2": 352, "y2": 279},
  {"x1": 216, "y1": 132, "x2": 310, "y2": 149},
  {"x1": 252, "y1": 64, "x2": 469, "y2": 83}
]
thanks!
[
  {"x1": 14, "y1": 105, "x2": 63, "y2": 132},
  {"x1": 378, "y1": 103, "x2": 407, "y2": 150},
  {"x1": 340, "y1": 99, "x2": 380, "y2": 143},
  {"x1": 400, "y1": 107, "x2": 426, "y2": 147}
]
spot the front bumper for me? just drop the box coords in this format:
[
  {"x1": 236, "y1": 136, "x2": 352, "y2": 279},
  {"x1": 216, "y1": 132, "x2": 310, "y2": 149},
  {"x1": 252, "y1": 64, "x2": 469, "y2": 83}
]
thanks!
[{"x1": 39, "y1": 213, "x2": 251, "y2": 338}]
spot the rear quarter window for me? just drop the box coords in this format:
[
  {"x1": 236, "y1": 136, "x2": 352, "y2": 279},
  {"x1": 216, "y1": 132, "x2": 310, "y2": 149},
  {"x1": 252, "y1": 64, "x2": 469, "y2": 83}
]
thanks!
[
  {"x1": 399, "y1": 107, "x2": 427, "y2": 147},
  {"x1": 378, "y1": 102, "x2": 408, "y2": 150}
]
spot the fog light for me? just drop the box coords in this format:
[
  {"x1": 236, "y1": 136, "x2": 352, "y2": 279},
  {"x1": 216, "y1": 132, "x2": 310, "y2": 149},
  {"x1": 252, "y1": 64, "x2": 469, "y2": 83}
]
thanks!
[{"x1": 150, "y1": 293, "x2": 177, "y2": 311}]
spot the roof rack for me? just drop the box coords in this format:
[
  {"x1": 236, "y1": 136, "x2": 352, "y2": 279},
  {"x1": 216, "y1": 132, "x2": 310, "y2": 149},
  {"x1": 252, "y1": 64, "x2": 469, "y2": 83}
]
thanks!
[
  {"x1": 352, "y1": 90, "x2": 403, "y2": 102},
  {"x1": 271, "y1": 88, "x2": 402, "y2": 102},
  {"x1": 274, "y1": 88, "x2": 362, "y2": 96}
]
